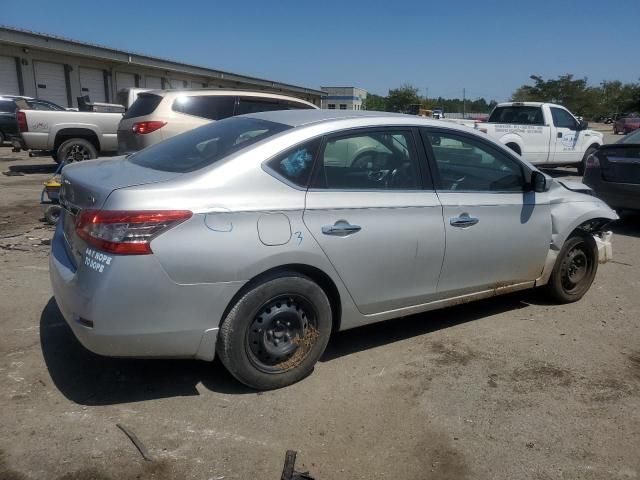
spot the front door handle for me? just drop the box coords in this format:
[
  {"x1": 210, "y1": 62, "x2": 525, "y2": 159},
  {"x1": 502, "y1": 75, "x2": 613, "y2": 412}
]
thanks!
[
  {"x1": 322, "y1": 220, "x2": 362, "y2": 236},
  {"x1": 450, "y1": 214, "x2": 479, "y2": 228}
]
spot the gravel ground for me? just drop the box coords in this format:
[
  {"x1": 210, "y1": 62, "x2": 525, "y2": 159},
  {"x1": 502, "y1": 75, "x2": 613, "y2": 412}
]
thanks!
[{"x1": 1, "y1": 132, "x2": 638, "y2": 479}]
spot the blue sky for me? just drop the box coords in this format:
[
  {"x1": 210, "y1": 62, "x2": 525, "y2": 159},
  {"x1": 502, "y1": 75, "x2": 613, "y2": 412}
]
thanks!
[{"x1": 2, "y1": 0, "x2": 639, "y2": 101}]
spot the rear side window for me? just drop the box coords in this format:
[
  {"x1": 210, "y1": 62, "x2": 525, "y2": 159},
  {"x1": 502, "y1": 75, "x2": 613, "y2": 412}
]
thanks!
[
  {"x1": 0, "y1": 100, "x2": 16, "y2": 113},
  {"x1": 123, "y1": 94, "x2": 163, "y2": 119},
  {"x1": 128, "y1": 117, "x2": 291, "y2": 173},
  {"x1": 172, "y1": 95, "x2": 235, "y2": 120},
  {"x1": 488, "y1": 106, "x2": 544, "y2": 125},
  {"x1": 265, "y1": 139, "x2": 321, "y2": 187}
]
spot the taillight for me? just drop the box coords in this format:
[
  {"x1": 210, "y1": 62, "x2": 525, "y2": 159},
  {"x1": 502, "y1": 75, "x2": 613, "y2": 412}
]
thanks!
[
  {"x1": 585, "y1": 153, "x2": 600, "y2": 169},
  {"x1": 17, "y1": 111, "x2": 28, "y2": 132},
  {"x1": 132, "y1": 121, "x2": 166, "y2": 135},
  {"x1": 75, "y1": 210, "x2": 192, "y2": 255}
]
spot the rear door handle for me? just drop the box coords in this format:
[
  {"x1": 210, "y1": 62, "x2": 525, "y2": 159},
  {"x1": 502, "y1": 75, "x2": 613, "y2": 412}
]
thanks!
[
  {"x1": 450, "y1": 214, "x2": 479, "y2": 228},
  {"x1": 322, "y1": 220, "x2": 362, "y2": 236}
]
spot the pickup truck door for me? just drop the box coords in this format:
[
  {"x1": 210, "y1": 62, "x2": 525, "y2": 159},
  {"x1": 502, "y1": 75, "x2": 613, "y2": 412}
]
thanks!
[
  {"x1": 421, "y1": 128, "x2": 551, "y2": 296},
  {"x1": 550, "y1": 106, "x2": 584, "y2": 164}
]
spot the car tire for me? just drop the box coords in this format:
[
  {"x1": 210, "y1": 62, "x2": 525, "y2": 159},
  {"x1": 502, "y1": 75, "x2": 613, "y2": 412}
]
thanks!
[
  {"x1": 56, "y1": 138, "x2": 98, "y2": 163},
  {"x1": 217, "y1": 272, "x2": 332, "y2": 390},
  {"x1": 545, "y1": 232, "x2": 598, "y2": 304},
  {"x1": 577, "y1": 146, "x2": 597, "y2": 176}
]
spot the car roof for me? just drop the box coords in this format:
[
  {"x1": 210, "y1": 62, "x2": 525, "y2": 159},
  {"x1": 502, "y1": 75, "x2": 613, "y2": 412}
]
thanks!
[
  {"x1": 242, "y1": 109, "x2": 461, "y2": 129},
  {"x1": 144, "y1": 89, "x2": 317, "y2": 107}
]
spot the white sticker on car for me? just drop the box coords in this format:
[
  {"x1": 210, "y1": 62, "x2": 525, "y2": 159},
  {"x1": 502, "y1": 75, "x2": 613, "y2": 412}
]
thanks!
[{"x1": 84, "y1": 248, "x2": 112, "y2": 273}]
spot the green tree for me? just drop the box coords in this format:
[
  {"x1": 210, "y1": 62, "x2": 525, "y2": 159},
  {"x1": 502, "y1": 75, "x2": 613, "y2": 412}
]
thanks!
[
  {"x1": 386, "y1": 84, "x2": 421, "y2": 113},
  {"x1": 363, "y1": 93, "x2": 386, "y2": 111}
]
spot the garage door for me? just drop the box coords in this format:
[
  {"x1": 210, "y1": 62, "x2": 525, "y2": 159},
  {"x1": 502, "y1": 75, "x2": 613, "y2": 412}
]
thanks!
[
  {"x1": 166, "y1": 78, "x2": 186, "y2": 89},
  {"x1": 34, "y1": 61, "x2": 67, "y2": 107},
  {"x1": 145, "y1": 76, "x2": 162, "y2": 89},
  {"x1": 0, "y1": 56, "x2": 20, "y2": 96},
  {"x1": 79, "y1": 67, "x2": 106, "y2": 103},
  {"x1": 115, "y1": 72, "x2": 136, "y2": 92},
  {"x1": 191, "y1": 81, "x2": 206, "y2": 89}
]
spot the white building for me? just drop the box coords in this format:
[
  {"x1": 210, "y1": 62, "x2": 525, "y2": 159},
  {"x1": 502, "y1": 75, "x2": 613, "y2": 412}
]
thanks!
[
  {"x1": 0, "y1": 26, "x2": 325, "y2": 108},
  {"x1": 320, "y1": 87, "x2": 367, "y2": 110}
]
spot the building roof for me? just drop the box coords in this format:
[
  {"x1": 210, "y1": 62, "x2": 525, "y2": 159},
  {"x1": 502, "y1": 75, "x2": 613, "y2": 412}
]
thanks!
[{"x1": 0, "y1": 25, "x2": 325, "y2": 97}]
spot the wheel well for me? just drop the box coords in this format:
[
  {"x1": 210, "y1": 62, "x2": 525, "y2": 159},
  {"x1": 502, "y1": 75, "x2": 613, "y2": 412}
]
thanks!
[
  {"x1": 575, "y1": 217, "x2": 613, "y2": 234},
  {"x1": 505, "y1": 142, "x2": 521, "y2": 155},
  {"x1": 220, "y1": 264, "x2": 342, "y2": 333},
  {"x1": 54, "y1": 129, "x2": 100, "y2": 152}
]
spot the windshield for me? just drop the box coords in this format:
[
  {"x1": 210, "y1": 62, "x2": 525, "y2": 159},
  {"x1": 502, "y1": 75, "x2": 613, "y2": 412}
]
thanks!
[
  {"x1": 617, "y1": 128, "x2": 640, "y2": 144},
  {"x1": 128, "y1": 117, "x2": 291, "y2": 173}
]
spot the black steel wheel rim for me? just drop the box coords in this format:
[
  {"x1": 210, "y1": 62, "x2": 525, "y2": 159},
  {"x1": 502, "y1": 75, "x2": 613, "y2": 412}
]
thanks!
[
  {"x1": 245, "y1": 294, "x2": 318, "y2": 373},
  {"x1": 560, "y1": 242, "x2": 591, "y2": 293},
  {"x1": 66, "y1": 144, "x2": 91, "y2": 162}
]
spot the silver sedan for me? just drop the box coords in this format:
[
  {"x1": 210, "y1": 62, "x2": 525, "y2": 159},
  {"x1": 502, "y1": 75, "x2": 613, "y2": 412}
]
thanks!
[{"x1": 50, "y1": 110, "x2": 617, "y2": 389}]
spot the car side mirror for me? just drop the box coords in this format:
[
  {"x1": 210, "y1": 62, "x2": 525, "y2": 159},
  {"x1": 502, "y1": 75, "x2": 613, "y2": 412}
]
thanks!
[
  {"x1": 531, "y1": 171, "x2": 548, "y2": 193},
  {"x1": 577, "y1": 120, "x2": 588, "y2": 130}
]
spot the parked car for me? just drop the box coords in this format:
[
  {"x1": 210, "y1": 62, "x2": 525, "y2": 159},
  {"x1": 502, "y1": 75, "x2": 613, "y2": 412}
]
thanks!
[
  {"x1": 51, "y1": 110, "x2": 616, "y2": 390},
  {"x1": 583, "y1": 128, "x2": 640, "y2": 211},
  {"x1": 476, "y1": 102, "x2": 603, "y2": 174},
  {"x1": 0, "y1": 96, "x2": 65, "y2": 146},
  {"x1": 116, "y1": 90, "x2": 318, "y2": 154},
  {"x1": 17, "y1": 89, "x2": 317, "y2": 162},
  {"x1": 613, "y1": 114, "x2": 640, "y2": 135}
]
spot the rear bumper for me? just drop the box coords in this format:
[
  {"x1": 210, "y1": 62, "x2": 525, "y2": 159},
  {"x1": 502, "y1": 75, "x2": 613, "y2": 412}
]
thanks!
[
  {"x1": 117, "y1": 129, "x2": 161, "y2": 154},
  {"x1": 583, "y1": 171, "x2": 640, "y2": 211},
  {"x1": 49, "y1": 222, "x2": 243, "y2": 360}
]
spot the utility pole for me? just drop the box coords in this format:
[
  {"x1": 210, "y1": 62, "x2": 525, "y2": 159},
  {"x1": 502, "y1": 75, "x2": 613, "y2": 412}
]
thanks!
[{"x1": 463, "y1": 88, "x2": 466, "y2": 118}]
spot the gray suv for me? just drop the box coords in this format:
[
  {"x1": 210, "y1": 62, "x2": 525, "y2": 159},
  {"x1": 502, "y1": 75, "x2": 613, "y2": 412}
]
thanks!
[{"x1": 117, "y1": 89, "x2": 317, "y2": 154}]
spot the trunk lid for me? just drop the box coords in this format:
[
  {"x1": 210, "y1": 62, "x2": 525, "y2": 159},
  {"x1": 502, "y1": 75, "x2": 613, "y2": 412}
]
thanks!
[
  {"x1": 597, "y1": 144, "x2": 640, "y2": 184},
  {"x1": 59, "y1": 157, "x2": 180, "y2": 266}
]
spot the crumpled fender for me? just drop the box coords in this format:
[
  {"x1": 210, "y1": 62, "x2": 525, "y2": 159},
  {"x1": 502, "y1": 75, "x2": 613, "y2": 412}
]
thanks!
[
  {"x1": 547, "y1": 179, "x2": 619, "y2": 250},
  {"x1": 535, "y1": 180, "x2": 618, "y2": 287}
]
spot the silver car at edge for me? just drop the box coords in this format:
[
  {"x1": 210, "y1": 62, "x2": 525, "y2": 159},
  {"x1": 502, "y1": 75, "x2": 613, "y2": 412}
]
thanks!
[{"x1": 51, "y1": 110, "x2": 617, "y2": 390}]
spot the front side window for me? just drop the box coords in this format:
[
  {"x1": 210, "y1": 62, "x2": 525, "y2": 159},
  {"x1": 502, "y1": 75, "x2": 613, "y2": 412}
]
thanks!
[
  {"x1": 314, "y1": 130, "x2": 421, "y2": 190},
  {"x1": 129, "y1": 117, "x2": 291, "y2": 173},
  {"x1": 488, "y1": 106, "x2": 544, "y2": 125},
  {"x1": 551, "y1": 107, "x2": 578, "y2": 129},
  {"x1": 423, "y1": 130, "x2": 524, "y2": 192},
  {"x1": 265, "y1": 139, "x2": 321, "y2": 187},
  {"x1": 172, "y1": 95, "x2": 235, "y2": 120}
]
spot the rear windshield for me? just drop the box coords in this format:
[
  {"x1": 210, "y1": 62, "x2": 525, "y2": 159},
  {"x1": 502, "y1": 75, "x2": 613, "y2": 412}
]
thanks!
[
  {"x1": 123, "y1": 94, "x2": 163, "y2": 119},
  {"x1": 128, "y1": 117, "x2": 291, "y2": 173},
  {"x1": 488, "y1": 106, "x2": 544, "y2": 125}
]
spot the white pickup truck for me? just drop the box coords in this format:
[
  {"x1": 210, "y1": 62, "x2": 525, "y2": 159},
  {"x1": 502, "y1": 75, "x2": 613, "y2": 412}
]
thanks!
[
  {"x1": 476, "y1": 102, "x2": 603, "y2": 174},
  {"x1": 15, "y1": 88, "x2": 149, "y2": 163}
]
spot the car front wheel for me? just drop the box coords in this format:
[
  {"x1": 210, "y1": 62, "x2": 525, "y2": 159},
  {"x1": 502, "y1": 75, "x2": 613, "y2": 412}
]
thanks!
[
  {"x1": 545, "y1": 232, "x2": 598, "y2": 303},
  {"x1": 217, "y1": 272, "x2": 332, "y2": 390}
]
